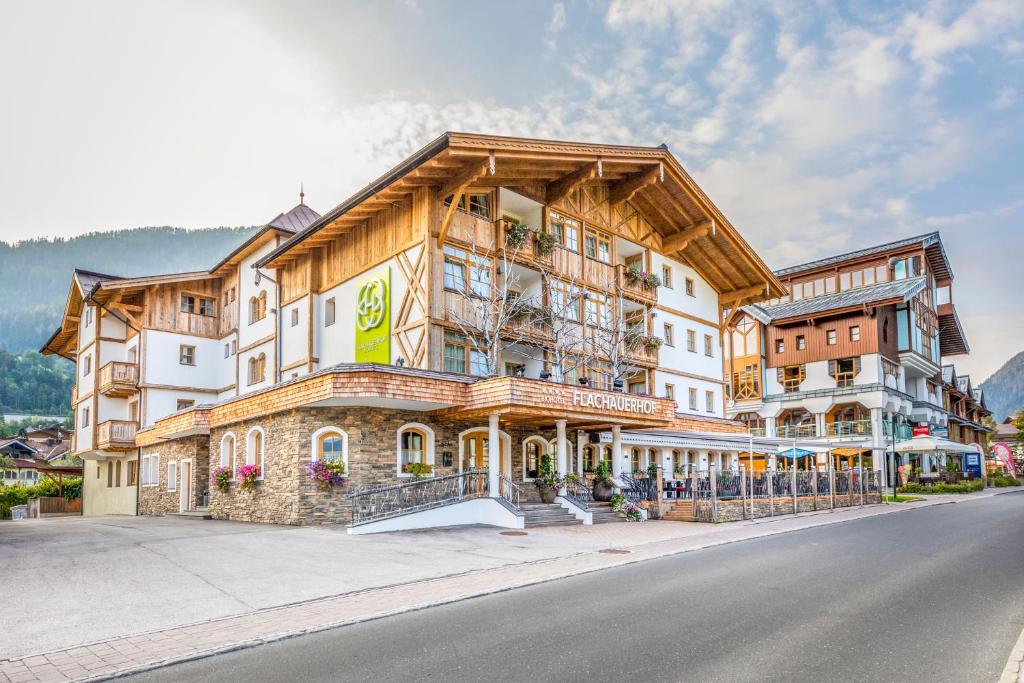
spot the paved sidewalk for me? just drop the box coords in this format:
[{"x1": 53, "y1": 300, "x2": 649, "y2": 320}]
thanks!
[{"x1": 0, "y1": 491, "x2": 1011, "y2": 683}]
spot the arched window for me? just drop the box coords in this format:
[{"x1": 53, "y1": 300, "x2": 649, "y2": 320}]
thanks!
[
  {"x1": 630, "y1": 447, "x2": 641, "y2": 473},
  {"x1": 311, "y1": 427, "x2": 348, "y2": 472},
  {"x1": 397, "y1": 423, "x2": 434, "y2": 477},
  {"x1": 648, "y1": 448, "x2": 659, "y2": 472},
  {"x1": 523, "y1": 437, "x2": 545, "y2": 480},
  {"x1": 220, "y1": 432, "x2": 237, "y2": 475},
  {"x1": 247, "y1": 427, "x2": 265, "y2": 479},
  {"x1": 248, "y1": 353, "x2": 266, "y2": 385},
  {"x1": 582, "y1": 445, "x2": 596, "y2": 473},
  {"x1": 249, "y1": 291, "x2": 267, "y2": 324},
  {"x1": 600, "y1": 446, "x2": 612, "y2": 468}
]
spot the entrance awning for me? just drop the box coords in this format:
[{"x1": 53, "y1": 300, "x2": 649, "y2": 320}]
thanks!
[
  {"x1": 831, "y1": 447, "x2": 868, "y2": 457},
  {"x1": 893, "y1": 435, "x2": 979, "y2": 454}
]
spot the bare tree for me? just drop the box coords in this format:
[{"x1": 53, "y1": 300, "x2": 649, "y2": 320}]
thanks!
[
  {"x1": 537, "y1": 269, "x2": 594, "y2": 384},
  {"x1": 585, "y1": 278, "x2": 657, "y2": 390},
  {"x1": 444, "y1": 228, "x2": 546, "y2": 377}
]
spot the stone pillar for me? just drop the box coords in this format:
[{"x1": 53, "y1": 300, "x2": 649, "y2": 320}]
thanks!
[
  {"x1": 488, "y1": 413, "x2": 500, "y2": 497},
  {"x1": 611, "y1": 426, "x2": 623, "y2": 478}
]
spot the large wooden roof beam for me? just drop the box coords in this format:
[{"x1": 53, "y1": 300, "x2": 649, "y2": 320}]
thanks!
[
  {"x1": 720, "y1": 283, "x2": 769, "y2": 307},
  {"x1": 545, "y1": 161, "x2": 600, "y2": 205},
  {"x1": 437, "y1": 161, "x2": 490, "y2": 201},
  {"x1": 609, "y1": 164, "x2": 662, "y2": 204},
  {"x1": 661, "y1": 220, "x2": 713, "y2": 253}
]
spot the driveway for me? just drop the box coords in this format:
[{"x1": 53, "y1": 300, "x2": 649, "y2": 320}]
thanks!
[{"x1": 0, "y1": 515, "x2": 619, "y2": 659}]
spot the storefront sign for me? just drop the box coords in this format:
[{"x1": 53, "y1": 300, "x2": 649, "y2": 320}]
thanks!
[
  {"x1": 932, "y1": 427, "x2": 948, "y2": 439},
  {"x1": 572, "y1": 389, "x2": 656, "y2": 415},
  {"x1": 912, "y1": 425, "x2": 930, "y2": 437},
  {"x1": 354, "y1": 267, "x2": 390, "y2": 364},
  {"x1": 964, "y1": 452, "x2": 982, "y2": 478}
]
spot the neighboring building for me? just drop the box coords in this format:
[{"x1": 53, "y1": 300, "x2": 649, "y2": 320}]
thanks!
[
  {"x1": 726, "y1": 232, "x2": 986, "y2": 481},
  {"x1": 43, "y1": 132, "x2": 785, "y2": 526},
  {"x1": 0, "y1": 434, "x2": 79, "y2": 486}
]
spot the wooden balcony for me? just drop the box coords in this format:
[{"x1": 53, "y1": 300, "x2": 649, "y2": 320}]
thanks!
[
  {"x1": 616, "y1": 264, "x2": 658, "y2": 304},
  {"x1": 96, "y1": 420, "x2": 137, "y2": 450},
  {"x1": 496, "y1": 219, "x2": 554, "y2": 269},
  {"x1": 626, "y1": 341, "x2": 660, "y2": 367},
  {"x1": 98, "y1": 361, "x2": 139, "y2": 398},
  {"x1": 71, "y1": 383, "x2": 78, "y2": 405}
]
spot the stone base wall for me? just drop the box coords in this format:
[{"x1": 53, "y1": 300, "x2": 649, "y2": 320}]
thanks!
[
  {"x1": 203, "y1": 407, "x2": 557, "y2": 526},
  {"x1": 711, "y1": 492, "x2": 883, "y2": 522},
  {"x1": 139, "y1": 437, "x2": 209, "y2": 515}
]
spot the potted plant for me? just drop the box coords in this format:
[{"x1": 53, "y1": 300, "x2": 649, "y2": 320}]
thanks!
[
  {"x1": 306, "y1": 459, "x2": 347, "y2": 489},
  {"x1": 592, "y1": 461, "x2": 614, "y2": 502},
  {"x1": 236, "y1": 464, "x2": 261, "y2": 492},
  {"x1": 643, "y1": 272, "x2": 662, "y2": 290},
  {"x1": 505, "y1": 222, "x2": 529, "y2": 249},
  {"x1": 534, "y1": 455, "x2": 562, "y2": 504},
  {"x1": 625, "y1": 263, "x2": 644, "y2": 285},
  {"x1": 210, "y1": 466, "x2": 231, "y2": 494},
  {"x1": 402, "y1": 462, "x2": 433, "y2": 478},
  {"x1": 534, "y1": 230, "x2": 555, "y2": 257},
  {"x1": 642, "y1": 335, "x2": 664, "y2": 351}
]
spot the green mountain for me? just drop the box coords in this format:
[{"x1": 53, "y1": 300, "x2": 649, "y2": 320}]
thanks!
[
  {"x1": 0, "y1": 226, "x2": 258, "y2": 415},
  {"x1": 980, "y1": 350, "x2": 1024, "y2": 422}
]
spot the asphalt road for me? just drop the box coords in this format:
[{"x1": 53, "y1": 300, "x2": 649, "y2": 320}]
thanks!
[{"x1": 125, "y1": 493, "x2": 1024, "y2": 683}]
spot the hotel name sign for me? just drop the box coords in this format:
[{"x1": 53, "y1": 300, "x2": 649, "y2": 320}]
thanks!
[
  {"x1": 572, "y1": 389, "x2": 657, "y2": 415},
  {"x1": 501, "y1": 381, "x2": 670, "y2": 421}
]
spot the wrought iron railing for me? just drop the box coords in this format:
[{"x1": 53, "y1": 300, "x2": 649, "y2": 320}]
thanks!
[
  {"x1": 619, "y1": 472, "x2": 656, "y2": 503},
  {"x1": 795, "y1": 471, "x2": 815, "y2": 496},
  {"x1": 715, "y1": 473, "x2": 744, "y2": 499},
  {"x1": 498, "y1": 474, "x2": 521, "y2": 510},
  {"x1": 349, "y1": 468, "x2": 488, "y2": 526},
  {"x1": 562, "y1": 477, "x2": 592, "y2": 511}
]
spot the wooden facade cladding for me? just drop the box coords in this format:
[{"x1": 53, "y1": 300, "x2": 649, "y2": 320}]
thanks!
[
  {"x1": 433, "y1": 376, "x2": 677, "y2": 427},
  {"x1": 667, "y1": 414, "x2": 746, "y2": 434},
  {"x1": 143, "y1": 280, "x2": 223, "y2": 337},
  {"x1": 766, "y1": 312, "x2": 879, "y2": 367}
]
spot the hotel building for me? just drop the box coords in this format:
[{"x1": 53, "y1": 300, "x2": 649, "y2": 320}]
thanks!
[
  {"x1": 43, "y1": 132, "x2": 825, "y2": 530},
  {"x1": 724, "y1": 232, "x2": 989, "y2": 482}
]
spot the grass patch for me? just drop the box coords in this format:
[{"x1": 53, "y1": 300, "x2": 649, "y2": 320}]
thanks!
[{"x1": 883, "y1": 495, "x2": 925, "y2": 503}]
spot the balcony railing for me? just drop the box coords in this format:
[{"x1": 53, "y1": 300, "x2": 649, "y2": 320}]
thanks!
[
  {"x1": 496, "y1": 219, "x2": 553, "y2": 266},
  {"x1": 826, "y1": 420, "x2": 872, "y2": 438},
  {"x1": 98, "y1": 361, "x2": 139, "y2": 398},
  {"x1": 883, "y1": 421, "x2": 913, "y2": 441},
  {"x1": 96, "y1": 420, "x2": 137, "y2": 450},
  {"x1": 616, "y1": 264, "x2": 658, "y2": 303},
  {"x1": 777, "y1": 424, "x2": 818, "y2": 439}
]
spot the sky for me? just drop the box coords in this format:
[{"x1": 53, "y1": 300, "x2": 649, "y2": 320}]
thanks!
[{"x1": 1, "y1": 0, "x2": 1021, "y2": 381}]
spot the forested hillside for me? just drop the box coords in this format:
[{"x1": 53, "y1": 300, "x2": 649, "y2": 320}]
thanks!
[
  {"x1": 980, "y1": 350, "x2": 1024, "y2": 422},
  {"x1": 0, "y1": 226, "x2": 257, "y2": 415}
]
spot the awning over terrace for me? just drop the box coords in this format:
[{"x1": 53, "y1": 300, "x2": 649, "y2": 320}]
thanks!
[{"x1": 893, "y1": 435, "x2": 979, "y2": 454}]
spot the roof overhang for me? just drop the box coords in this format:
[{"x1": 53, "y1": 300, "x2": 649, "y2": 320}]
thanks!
[
  {"x1": 938, "y1": 302, "x2": 970, "y2": 356},
  {"x1": 257, "y1": 132, "x2": 784, "y2": 303}
]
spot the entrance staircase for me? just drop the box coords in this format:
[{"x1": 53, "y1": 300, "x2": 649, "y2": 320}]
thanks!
[
  {"x1": 169, "y1": 506, "x2": 212, "y2": 520},
  {"x1": 521, "y1": 503, "x2": 581, "y2": 527},
  {"x1": 589, "y1": 501, "x2": 625, "y2": 524},
  {"x1": 662, "y1": 500, "x2": 695, "y2": 521}
]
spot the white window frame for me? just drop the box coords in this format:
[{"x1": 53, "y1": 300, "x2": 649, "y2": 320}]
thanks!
[
  {"x1": 310, "y1": 426, "x2": 349, "y2": 471},
  {"x1": 396, "y1": 423, "x2": 435, "y2": 478},
  {"x1": 141, "y1": 453, "x2": 160, "y2": 487},
  {"x1": 246, "y1": 427, "x2": 266, "y2": 480},
  {"x1": 521, "y1": 435, "x2": 548, "y2": 482},
  {"x1": 220, "y1": 432, "x2": 237, "y2": 478},
  {"x1": 167, "y1": 461, "x2": 177, "y2": 492}
]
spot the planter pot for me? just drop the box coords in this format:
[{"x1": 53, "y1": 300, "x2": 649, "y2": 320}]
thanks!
[
  {"x1": 592, "y1": 481, "x2": 614, "y2": 502},
  {"x1": 538, "y1": 487, "x2": 558, "y2": 504}
]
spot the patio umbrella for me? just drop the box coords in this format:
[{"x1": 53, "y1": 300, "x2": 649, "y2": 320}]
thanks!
[
  {"x1": 777, "y1": 447, "x2": 815, "y2": 458},
  {"x1": 893, "y1": 436, "x2": 978, "y2": 453}
]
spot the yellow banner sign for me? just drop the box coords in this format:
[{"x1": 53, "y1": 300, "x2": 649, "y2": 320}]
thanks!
[{"x1": 354, "y1": 267, "x2": 390, "y2": 364}]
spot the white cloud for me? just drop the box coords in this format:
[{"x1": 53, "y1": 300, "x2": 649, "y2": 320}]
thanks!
[{"x1": 992, "y1": 86, "x2": 1018, "y2": 110}]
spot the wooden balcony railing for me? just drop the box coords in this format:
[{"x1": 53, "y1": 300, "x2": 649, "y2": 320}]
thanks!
[
  {"x1": 96, "y1": 420, "x2": 137, "y2": 450},
  {"x1": 496, "y1": 219, "x2": 554, "y2": 267},
  {"x1": 97, "y1": 361, "x2": 139, "y2": 398},
  {"x1": 616, "y1": 264, "x2": 658, "y2": 303}
]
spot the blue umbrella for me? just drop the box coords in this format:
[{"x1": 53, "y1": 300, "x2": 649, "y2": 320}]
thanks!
[{"x1": 777, "y1": 447, "x2": 815, "y2": 459}]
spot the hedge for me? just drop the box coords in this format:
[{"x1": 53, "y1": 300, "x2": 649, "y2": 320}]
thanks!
[
  {"x1": 898, "y1": 480, "x2": 985, "y2": 494},
  {"x1": 0, "y1": 476, "x2": 83, "y2": 519}
]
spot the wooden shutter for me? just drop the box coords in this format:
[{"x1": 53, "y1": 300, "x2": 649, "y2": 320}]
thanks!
[
  {"x1": 853, "y1": 357, "x2": 862, "y2": 376},
  {"x1": 827, "y1": 359, "x2": 837, "y2": 378}
]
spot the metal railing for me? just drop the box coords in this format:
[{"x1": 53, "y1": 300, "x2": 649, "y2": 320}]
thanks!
[
  {"x1": 498, "y1": 474, "x2": 521, "y2": 509},
  {"x1": 883, "y1": 421, "x2": 913, "y2": 441},
  {"x1": 619, "y1": 472, "x2": 656, "y2": 503},
  {"x1": 349, "y1": 468, "x2": 488, "y2": 526},
  {"x1": 777, "y1": 424, "x2": 818, "y2": 438},
  {"x1": 826, "y1": 420, "x2": 872, "y2": 437},
  {"x1": 562, "y1": 477, "x2": 592, "y2": 511}
]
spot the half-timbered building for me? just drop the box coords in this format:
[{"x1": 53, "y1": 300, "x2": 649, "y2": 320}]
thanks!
[{"x1": 44, "y1": 132, "x2": 788, "y2": 528}]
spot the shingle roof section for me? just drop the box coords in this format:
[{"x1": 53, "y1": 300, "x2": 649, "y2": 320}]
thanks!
[
  {"x1": 75, "y1": 269, "x2": 122, "y2": 292},
  {"x1": 744, "y1": 276, "x2": 927, "y2": 321},
  {"x1": 775, "y1": 232, "x2": 941, "y2": 277},
  {"x1": 941, "y1": 365, "x2": 956, "y2": 384},
  {"x1": 269, "y1": 203, "x2": 321, "y2": 233}
]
